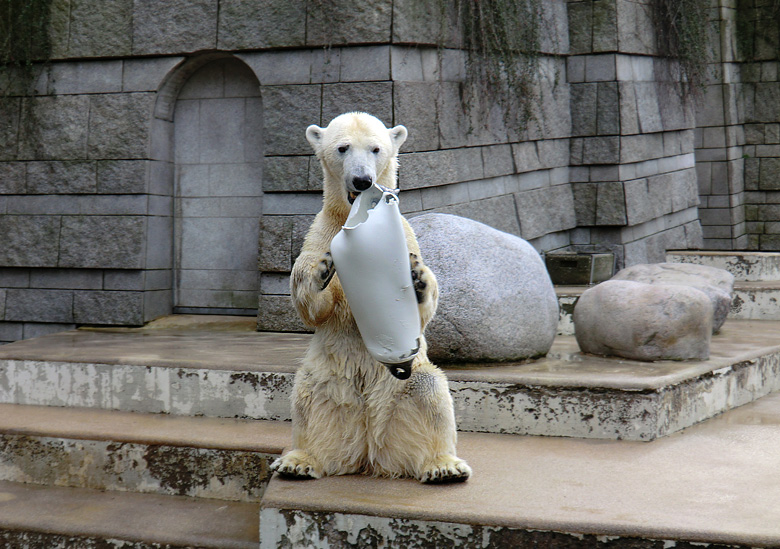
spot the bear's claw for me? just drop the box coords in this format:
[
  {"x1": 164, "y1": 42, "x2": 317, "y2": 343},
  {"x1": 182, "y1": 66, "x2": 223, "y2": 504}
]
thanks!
[
  {"x1": 420, "y1": 457, "x2": 472, "y2": 484},
  {"x1": 318, "y1": 252, "x2": 335, "y2": 290},
  {"x1": 410, "y1": 253, "x2": 428, "y2": 304},
  {"x1": 270, "y1": 455, "x2": 321, "y2": 480}
]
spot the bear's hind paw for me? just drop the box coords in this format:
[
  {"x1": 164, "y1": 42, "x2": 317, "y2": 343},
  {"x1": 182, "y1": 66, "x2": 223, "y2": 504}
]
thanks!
[
  {"x1": 270, "y1": 453, "x2": 322, "y2": 480},
  {"x1": 420, "y1": 456, "x2": 472, "y2": 484}
]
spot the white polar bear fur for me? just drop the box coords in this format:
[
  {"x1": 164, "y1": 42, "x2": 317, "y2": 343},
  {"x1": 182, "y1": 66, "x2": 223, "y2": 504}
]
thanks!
[{"x1": 270, "y1": 112, "x2": 471, "y2": 483}]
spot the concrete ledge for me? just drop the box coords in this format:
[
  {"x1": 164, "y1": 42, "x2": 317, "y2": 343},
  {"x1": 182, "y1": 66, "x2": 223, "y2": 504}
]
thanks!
[
  {"x1": 2, "y1": 319, "x2": 780, "y2": 440},
  {"x1": 260, "y1": 393, "x2": 780, "y2": 547},
  {"x1": 0, "y1": 404, "x2": 290, "y2": 501},
  {"x1": 0, "y1": 480, "x2": 258, "y2": 548}
]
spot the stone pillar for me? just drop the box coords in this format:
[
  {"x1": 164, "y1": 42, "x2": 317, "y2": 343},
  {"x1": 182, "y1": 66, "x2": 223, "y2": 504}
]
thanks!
[{"x1": 567, "y1": 0, "x2": 703, "y2": 267}]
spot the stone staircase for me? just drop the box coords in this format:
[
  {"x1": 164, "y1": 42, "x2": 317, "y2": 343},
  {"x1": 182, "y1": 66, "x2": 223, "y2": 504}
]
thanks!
[{"x1": 0, "y1": 274, "x2": 778, "y2": 547}]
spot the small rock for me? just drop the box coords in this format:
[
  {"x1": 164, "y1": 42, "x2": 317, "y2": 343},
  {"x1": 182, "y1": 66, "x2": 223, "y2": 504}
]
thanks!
[
  {"x1": 573, "y1": 280, "x2": 713, "y2": 361},
  {"x1": 410, "y1": 213, "x2": 559, "y2": 363},
  {"x1": 611, "y1": 263, "x2": 734, "y2": 333}
]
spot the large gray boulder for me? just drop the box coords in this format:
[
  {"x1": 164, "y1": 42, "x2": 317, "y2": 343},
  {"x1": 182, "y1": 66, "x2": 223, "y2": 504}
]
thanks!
[
  {"x1": 574, "y1": 280, "x2": 713, "y2": 361},
  {"x1": 611, "y1": 263, "x2": 734, "y2": 333},
  {"x1": 409, "y1": 213, "x2": 559, "y2": 363}
]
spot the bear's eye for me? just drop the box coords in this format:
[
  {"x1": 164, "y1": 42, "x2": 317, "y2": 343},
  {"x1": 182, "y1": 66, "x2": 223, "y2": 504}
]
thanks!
[
  {"x1": 338, "y1": 145, "x2": 349, "y2": 154},
  {"x1": 372, "y1": 147, "x2": 380, "y2": 154}
]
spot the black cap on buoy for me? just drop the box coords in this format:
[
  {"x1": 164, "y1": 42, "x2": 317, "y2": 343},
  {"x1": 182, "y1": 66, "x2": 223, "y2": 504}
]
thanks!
[{"x1": 384, "y1": 359, "x2": 413, "y2": 380}]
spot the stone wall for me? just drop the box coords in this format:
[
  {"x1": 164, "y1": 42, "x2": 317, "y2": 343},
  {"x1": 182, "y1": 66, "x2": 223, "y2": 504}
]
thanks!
[{"x1": 11, "y1": 0, "x2": 780, "y2": 340}]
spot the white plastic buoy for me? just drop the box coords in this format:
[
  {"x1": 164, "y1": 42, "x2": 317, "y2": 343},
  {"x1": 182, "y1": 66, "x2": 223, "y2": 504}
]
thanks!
[{"x1": 330, "y1": 184, "x2": 421, "y2": 379}]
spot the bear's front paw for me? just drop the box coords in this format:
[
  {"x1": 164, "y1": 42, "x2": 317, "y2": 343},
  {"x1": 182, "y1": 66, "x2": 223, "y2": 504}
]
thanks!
[
  {"x1": 420, "y1": 455, "x2": 472, "y2": 484},
  {"x1": 317, "y1": 252, "x2": 335, "y2": 291},
  {"x1": 410, "y1": 253, "x2": 429, "y2": 304},
  {"x1": 270, "y1": 450, "x2": 322, "y2": 480}
]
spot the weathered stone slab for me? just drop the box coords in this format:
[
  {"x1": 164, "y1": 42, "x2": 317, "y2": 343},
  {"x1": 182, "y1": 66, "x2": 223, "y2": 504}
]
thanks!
[
  {"x1": 410, "y1": 213, "x2": 559, "y2": 363},
  {"x1": 306, "y1": 0, "x2": 392, "y2": 46},
  {"x1": 574, "y1": 280, "x2": 713, "y2": 361},
  {"x1": 0, "y1": 163, "x2": 25, "y2": 194},
  {"x1": 0, "y1": 216, "x2": 61, "y2": 267},
  {"x1": 5, "y1": 289, "x2": 74, "y2": 324},
  {"x1": 67, "y1": 0, "x2": 132, "y2": 57},
  {"x1": 132, "y1": 0, "x2": 217, "y2": 55},
  {"x1": 59, "y1": 216, "x2": 145, "y2": 269},
  {"x1": 18, "y1": 96, "x2": 90, "y2": 160},
  {"x1": 218, "y1": 0, "x2": 306, "y2": 50},
  {"x1": 26, "y1": 161, "x2": 96, "y2": 194},
  {"x1": 97, "y1": 160, "x2": 148, "y2": 194},
  {"x1": 73, "y1": 291, "x2": 144, "y2": 326},
  {"x1": 87, "y1": 94, "x2": 154, "y2": 159},
  {"x1": 514, "y1": 184, "x2": 577, "y2": 240},
  {"x1": 612, "y1": 262, "x2": 734, "y2": 333},
  {"x1": 260, "y1": 85, "x2": 322, "y2": 155}
]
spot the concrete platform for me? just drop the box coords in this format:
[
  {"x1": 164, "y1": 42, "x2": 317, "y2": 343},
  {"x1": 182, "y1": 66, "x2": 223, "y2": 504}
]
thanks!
[
  {"x1": 0, "y1": 403, "x2": 289, "y2": 501},
  {"x1": 260, "y1": 390, "x2": 780, "y2": 548},
  {"x1": 0, "y1": 479, "x2": 259, "y2": 548},
  {"x1": 2, "y1": 317, "x2": 780, "y2": 440}
]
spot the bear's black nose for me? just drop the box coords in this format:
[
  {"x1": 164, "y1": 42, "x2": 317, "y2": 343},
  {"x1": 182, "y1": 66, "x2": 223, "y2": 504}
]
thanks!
[{"x1": 352, "y1": 175, "x2": 373, "y2": 192}]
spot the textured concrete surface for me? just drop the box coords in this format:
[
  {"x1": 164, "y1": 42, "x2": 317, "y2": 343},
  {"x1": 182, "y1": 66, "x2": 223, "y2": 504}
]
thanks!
[
  {"x1": 2, "y1": 317, "x2": 780, "y2": 439},
  {"x1": 0, "y1": 404, "x2": 290, "y2": 501},
  {"x1": 261, "y1": 391, "x2": 780, "y2": 547},
  {"x1": 0, "y1": 480, "x2": 259, "y2": 548}
]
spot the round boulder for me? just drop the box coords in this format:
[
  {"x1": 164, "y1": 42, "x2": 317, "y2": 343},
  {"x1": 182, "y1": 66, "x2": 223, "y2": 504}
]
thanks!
[
  {"x1": 611, "y1": 263, "x2": 734, "y2": 333},
  {"x1": 573, "y1": 280, "x2": 713, "y2": 361},
  {"x1": 409, "y1": 213, "x2": 559, "y2": 363}
]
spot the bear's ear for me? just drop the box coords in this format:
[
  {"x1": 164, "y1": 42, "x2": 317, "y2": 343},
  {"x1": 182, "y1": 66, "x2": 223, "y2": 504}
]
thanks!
[
  {"x1": 306, "y1": 125, "x2": 325, "y2": 149},
  {"x1": 390, "y1": 125, "x2": 408, "y2": 149}
]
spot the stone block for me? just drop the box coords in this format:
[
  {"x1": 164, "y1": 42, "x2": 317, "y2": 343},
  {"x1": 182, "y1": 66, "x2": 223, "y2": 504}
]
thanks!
[
  {"x1": 620, "y1": 133, "x2": 664, "y2": 164},
  {"x1": 322, "y1": 82, "x2": 393, "y2": 128},
  {"x1": 582, "y1": 136, "x2": 620, "y2": 164},
  {"x1": 570, "y1": 83, "x2": 597, "y2": 136},
  {"x1": 47, "y1": 0, "x2": 71, "y2": 59},
  {"x1": 263, "y1": 193, "x2": 322, "y2": 215},
  {"x1": 658, "y1": 82, "x2": 694, "y2": 131},
  {"x1": 74, "y1": 291, "x2": 144, "y2": 325},
  {"x1": 585, "y1": 55, "x2": 616, "y2": 82},
  {"x1": 29, "y1": 269, "x2": 102, "y2": 290},
  {"x1": 567, "y1": 2, "x2": 592, "y2": 54},
  {"x1": 259, "y1": 216, "x2": 293, "y2": 272},
  {"x1": 179, "y1": 217, "x2": 258, "y2": 271},
  {"x1": 0, "y1": 269, "x2": 30, "y2": 288},
  {"x1": 393, "y1": 82, "x2": 439, "y2": 152},
  {"x1": 0, "y1": 216, "x2": 60, "y2": 267},
  {"x1": 292, "y1": 215, "x2": 315, "y2": 262},
  {"x1": 218, "y1": 0, "x2": 306, "y2": 49},
  {"x1": 0, "y1": 163, "x2": 25, "y2": 194},
  {"x1": 420, "y1": 182, "x2": 470, "y2": 210},
  {"x1": 257, "y1": 294, "x2": 307, "y2": 332},
  {"x1": 392, "y1": 0, "x2": 456, "y2": 46},
  {"x1": 0, "y1": 98, "x2": 20, "y2": 160},
  {"x1": 618, "y1": 82, "x2": 640, "y2": 135},
  {"x1": 481, "y1": 145, "x2": 515, "y2": 178},
  {"x1": 145, "y1": 216, "x2": 173, "y2": 270},
  {"x1": 671, "y1": 168, "x2": 700, "y2": 211},
  {"x1": 340, "y1": 46, "x2": 391, "y2": 82},
  {"x1": 18, "y1": 95, "x2": 90, "y2": 160},
  {"x1": 261, "y1": 85, "x2": 322, "y2": 155},
  {"x1": 263, "y1": 156, "x2": 310, "y2": 192},
  {"x1": 398, "y1": 150, "x2": 457, "y2": 190},
  {"x1": 537, "y1": 139, "x2": 570, "y2": 169},
  {"x1": 515, "y1": 184, "x2": 577, "y2": 240},
  {"x1": 238, "y1": 51, "x2": 314, "y2": 86},
  {"x1": 123, "y1": 57, "x2": 185, "y2": 92},
  {"x1": 132, "y1": 0, "x2": 217, "y2": 55},
  {"x1": 26, "y1": 161, "x2": 96, "y2": 194},
  {"x1": 591, "y1": 0, "x2": 618, "y2": 52},
  {"x1": 567, "y1": 56, "x2": 586, "y2": 83},
  {"x1": 616, "y1": 0, "x2": 655, "y2": 54},
  {"x1": 572, "y1": 182, "x2": 597, "y2": 225},
  {"x1": 597, "y1": 82, "x2": 620, "y2": 135},
  {"x1": 435, "y1": 195, "x2": 522, "y2": 237},
  {"x1": 59, "y1": 216, "x2": 146, "y2": 269},
  {"x1": 634, "y1": 82, "x2": 663, "y2": 133},
  {"x1": 755, "y1": 83, "x2": 780, "y2": 122},
  {"x1": 67, "y1": 0, "x2": 132, "y2": 57},
  {"x1": 596, "y1": 181, "x2": 627, "y2": 225},
  {"x1": 0, "y1": 322, "x2": 23, "y2": 343},
  {"x1": 87, "y1": 93, "x2": 154, "y2": 159},
  {"x1": 511, "y1": 141, "x2": 542, "y2": 173},
  {"x1": 306, "y1": 0, "x2": 392, "y2": 46},
  {"x1": 5, "y1": 289, "x2": 74, "y2": 323},
  {"x1": 759, "y1": 158, "x2": 780, "y2": 190},
  {"x1": 97, "y1": 160, "x2": 149, "y2": 194},
  {"x1": 103, "y1": 270, "x2": 145, "y2": 291},
  {"x1": 50, "y1": 61, "x2": 123, "y2": 94}
]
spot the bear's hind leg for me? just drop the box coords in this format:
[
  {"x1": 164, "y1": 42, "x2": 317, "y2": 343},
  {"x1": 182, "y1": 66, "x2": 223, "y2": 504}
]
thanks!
[{"x1": 370, "y1": 363, "x2": 471, "y2": 484}]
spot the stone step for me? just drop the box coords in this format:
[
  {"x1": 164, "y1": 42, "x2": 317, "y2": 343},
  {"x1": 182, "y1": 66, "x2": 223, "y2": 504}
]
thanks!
[
  {"x1": 0, "y1": 403, "x2": 289, "y2": 502},
  {"x1": 2, "y1": 320, "x2": 780, "y2": 442},
  {"x1": 0, "y1": 480, "x2": 259, "y2": 548},
  {"x1": 556, "y1": 281, "x2": 780, "y2": 330},
  {"x1": 259, "y1": 391, "x2": 780, "y2": 548},
  {"x1": 666, "y1": 250, "x2": 780, "y2": 281}
]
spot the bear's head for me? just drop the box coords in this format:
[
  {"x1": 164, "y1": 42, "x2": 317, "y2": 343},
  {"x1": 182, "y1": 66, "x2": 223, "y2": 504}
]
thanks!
[{"x1": 306, "y1": 112, "x2": 408, "y2": 211}]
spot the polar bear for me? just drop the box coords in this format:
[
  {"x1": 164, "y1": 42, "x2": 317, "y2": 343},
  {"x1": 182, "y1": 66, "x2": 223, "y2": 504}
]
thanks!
[{"x1": 270, "y1": 112, "x2": 471, "y2": 483}]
